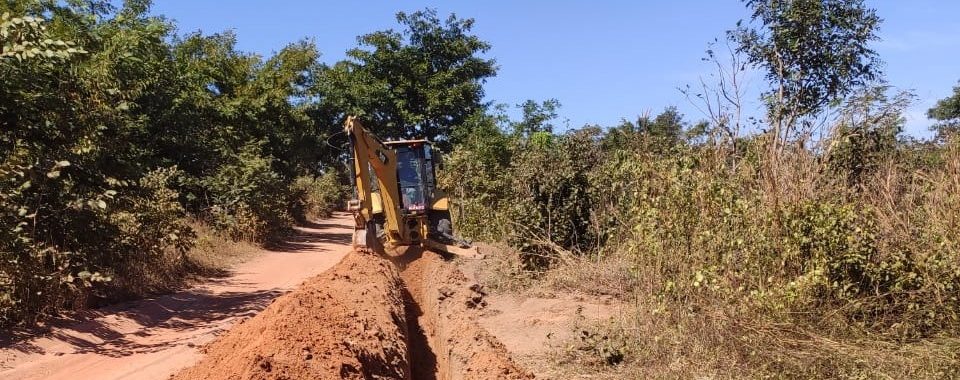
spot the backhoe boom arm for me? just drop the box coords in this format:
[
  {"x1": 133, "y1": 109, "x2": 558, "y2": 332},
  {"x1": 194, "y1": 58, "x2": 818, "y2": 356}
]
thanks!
[{"x1": 345, "y1": 116, "x2": 403, "y2": 243}]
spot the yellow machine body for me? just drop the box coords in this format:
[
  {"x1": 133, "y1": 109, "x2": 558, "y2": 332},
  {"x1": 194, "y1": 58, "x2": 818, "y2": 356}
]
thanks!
[{"x1": 344, "y1": 116, "x2": 476, "y2": 257}]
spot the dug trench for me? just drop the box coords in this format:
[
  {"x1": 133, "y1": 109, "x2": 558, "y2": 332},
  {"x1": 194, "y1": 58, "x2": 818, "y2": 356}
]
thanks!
[{"x1": 173, "y1": 248, "x2": 532, "y2": 380}]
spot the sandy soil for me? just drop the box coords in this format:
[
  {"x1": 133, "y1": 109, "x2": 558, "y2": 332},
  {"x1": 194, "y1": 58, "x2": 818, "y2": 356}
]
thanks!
[
  {"x1": 0, "y1": 213, "x2": 354, "y2": 380},
  {"x1": 173, "y1": 249, "x2": 412, "y2": 379},
  {"x1": 175, "y1": 248, "x2": 531, "y2": 380},
  {"x1": 480, "y1": 294, "x2": 621, "y2": 357},
  {"x1": 1, "y1": 210, "x2": 610, "y2": 379},
  {"x1": 479, "y1": 294, "x2": 623, "y2": 378}
]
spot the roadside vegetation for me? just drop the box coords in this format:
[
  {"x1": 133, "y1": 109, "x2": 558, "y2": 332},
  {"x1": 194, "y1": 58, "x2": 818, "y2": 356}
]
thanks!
[
  {"x1": 3, "y1": 0, "x2": 960, "y2": 377},
  {"x1": 0, "y1": 0, "x2": 485, "y2": 329},
  {"x1": 443, "y1": 1, "x2": 960, "y2": 378},
  {"x1": 0, "y1": 1, "x2": 347, "y2": 327}
]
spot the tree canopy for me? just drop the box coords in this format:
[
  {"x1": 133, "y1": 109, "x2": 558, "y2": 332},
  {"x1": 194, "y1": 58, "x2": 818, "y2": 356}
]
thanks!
[
  {"x1": 730, "y1": 0, "x2": 882, "y2": 135},
  {"x1": 316, "y1": 9, "x2": 497, "y2": 150},
  {"x1": 928, "y1": 81, "x2": 960, "y2": 139}
]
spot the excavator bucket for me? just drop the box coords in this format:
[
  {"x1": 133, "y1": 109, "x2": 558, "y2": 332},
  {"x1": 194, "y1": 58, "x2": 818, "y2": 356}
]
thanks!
[{"x1": 422, "y1": 239, "x2": 484, "y2": 259}]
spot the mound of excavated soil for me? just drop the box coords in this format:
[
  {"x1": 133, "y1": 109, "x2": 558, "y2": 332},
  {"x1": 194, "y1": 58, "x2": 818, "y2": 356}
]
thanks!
[
  {"x1": 173, "y1": 250, "x2": 411, "y2": 379},
  {"x1": 174, "y1": 248, "x2": 531, "y2": 380},
  {"x1": 395, "y1": 249, "x2": 532, "y2": 380}
]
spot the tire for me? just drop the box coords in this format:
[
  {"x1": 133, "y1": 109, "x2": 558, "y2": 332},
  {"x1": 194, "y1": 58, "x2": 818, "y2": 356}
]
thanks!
[{"x1": 437, "y1": 218, "x2": 453, "y2": 236}]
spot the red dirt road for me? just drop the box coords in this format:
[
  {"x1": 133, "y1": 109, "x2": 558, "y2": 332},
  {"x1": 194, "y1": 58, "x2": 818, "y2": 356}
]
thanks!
[{"x1": 0, "y1": 213, "x2": 354, "y2": 380}]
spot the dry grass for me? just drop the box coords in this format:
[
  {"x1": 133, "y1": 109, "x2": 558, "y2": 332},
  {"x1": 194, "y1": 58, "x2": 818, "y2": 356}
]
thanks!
[
  {"x1": 185, "y1": 221, "x2": 262, "y2": 276},
  {"x1": 486, "y1": 253, "x2": 960, "y2": 379},
  {"x1": 472, "y1": 242, "x2": 535, "y2": 292},
  {"x1": 474, "y1": 243, "x2": 638, "y2": 299},
  {"x1": 534, "y1": 254, "x2": 638, "y2": 299},
  {"x1": 105, "y1": 221, "x2": 261, "y2": 304},
  {"x1": 467, "y1": 136, "x2": 960, "y2": 378}
]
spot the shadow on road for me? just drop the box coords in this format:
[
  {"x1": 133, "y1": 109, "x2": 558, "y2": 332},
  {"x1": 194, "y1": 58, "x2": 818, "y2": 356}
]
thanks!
[
  {"x1": 0, "y1": 215, "x2": 352, "y2": 361},
  {"x1": 269, "y1": 220, "x2": 352, "y2": 252},
  {"x1": 2, "y1": 288, "x2": 282, "y2": 359}
]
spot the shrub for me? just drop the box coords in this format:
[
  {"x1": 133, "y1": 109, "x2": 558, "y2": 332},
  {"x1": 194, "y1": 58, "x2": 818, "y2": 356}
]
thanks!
[
  {"x1": 290, "y1": 171, "x2": 346, "y2": 221},
  {"x1": 0, "y1": 165, "x2": 194, "y2": 325},
  {"x1": 0, "y1": 3, "x2": 341, "y2": 326},
  {"x1": 462, "y1": 134, "x2": 960, "y2": 377},
  {"x1": 204, "y1": 144, "x2": 294, "y2": 243},
  {"x1": 505, "y1": 129, "x2": 603, "y2": 261},
  {"x1": 452, "y1": 120, "x2": 960, "y2": 350},
  {"x1": 441, "y1": 112, "x2": 515, "y2": 242},
  {"x1": 104, "y1": 167, "x2": 196, "y2": 298}
]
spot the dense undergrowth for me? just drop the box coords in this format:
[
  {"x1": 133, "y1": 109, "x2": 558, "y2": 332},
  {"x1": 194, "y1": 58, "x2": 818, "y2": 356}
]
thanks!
[
  {"x1": 0, "y1": 2, "x2": 345, "y2": 327},
  {"x1": 438, "y1": 0, "x2": 960, "y2": 375},
  {"x1": 446, "y1": 109, "x2": 960, "y2": 376}
]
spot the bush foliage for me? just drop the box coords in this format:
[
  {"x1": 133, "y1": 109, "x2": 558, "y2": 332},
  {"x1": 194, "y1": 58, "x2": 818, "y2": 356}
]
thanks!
[
  {"x1": 0, "y1": 1, "x2": 495, "y2": 326},
  {"x1": 444, "y1": 105, "x2": 960, "y2": 344},
  {"x1": 0, "y1": 1, "x2": 348, "y2": 326},
  {"x1": 291, "y1": 171, "x2": 348, "y2": 221}
]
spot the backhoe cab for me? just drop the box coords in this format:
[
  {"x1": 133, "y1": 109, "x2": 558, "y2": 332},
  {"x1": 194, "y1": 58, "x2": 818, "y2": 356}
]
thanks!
[{"x1": 344, "y1": 116, "x2": 476, "y2": 257}]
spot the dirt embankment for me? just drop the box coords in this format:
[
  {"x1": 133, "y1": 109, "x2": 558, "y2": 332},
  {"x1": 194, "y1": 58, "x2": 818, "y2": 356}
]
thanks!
[
  {"x1": 174, "y1": 249, "x2": 531, "y2": 380},
  {"x1": 395, "y1": 249, "x2": 530, "y2": 380}
]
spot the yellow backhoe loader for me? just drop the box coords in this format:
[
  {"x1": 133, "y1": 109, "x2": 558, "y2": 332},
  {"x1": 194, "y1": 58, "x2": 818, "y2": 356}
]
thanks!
[{"x1": 344, "y1": 116, "x2": 478, "y2": 257}]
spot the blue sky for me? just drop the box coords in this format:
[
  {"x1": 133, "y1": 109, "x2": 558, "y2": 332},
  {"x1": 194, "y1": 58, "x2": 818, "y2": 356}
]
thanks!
[{"x1": 151, "y1": 1, "x2": 959, "y2": 138}]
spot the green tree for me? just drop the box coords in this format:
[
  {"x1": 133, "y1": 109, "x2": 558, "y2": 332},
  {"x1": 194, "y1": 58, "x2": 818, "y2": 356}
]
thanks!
[
  {"x1": 928, "y1": 81, "x2": 960, "y2": 139},
  {"x1": 827, "y1": 86, "x2": 913, "y2": 187},
  {"x1": 601, "y1": 107, "x2": 687, "y2": 153},
  {"x1": 730, "y1": 0, "x2": 882, "y2": 144},
  {"x1": 512, "y1": 99, "x2": 561, "y2": 138},
  {"x1": 0, "y1": 0, "x2": 192, "y2": 324},
  {"x1": 316, "y1": 9, "x2": 497, "y2": 150},
  {"x1": 507, "y1": 128, "x2": 604, "y2": 259},
  {"x1": 440, "y1": 110, "x2": 515, "y2": 240},
  {"x1": 158, "y1": 31, "x2": 330, "y2": 234},
  {"x1": 0, "y1": 0, "x2": 332, "y2": 325},
  {"x1": 640, "y1": 107, "x2": 685, "y2": 149}
]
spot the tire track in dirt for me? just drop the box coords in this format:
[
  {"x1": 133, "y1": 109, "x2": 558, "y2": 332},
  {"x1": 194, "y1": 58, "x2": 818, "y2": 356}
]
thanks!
[{"x1": 0, "y1": 214, "x2": 354, "y2": 380}]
